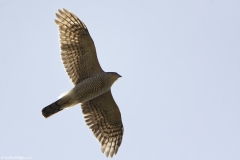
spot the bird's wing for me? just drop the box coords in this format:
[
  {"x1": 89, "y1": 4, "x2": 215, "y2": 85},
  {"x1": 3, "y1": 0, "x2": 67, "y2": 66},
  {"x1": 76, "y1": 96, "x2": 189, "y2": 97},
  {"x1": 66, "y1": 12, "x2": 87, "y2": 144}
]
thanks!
[
  {"x1": 81, "y1": 90, "x2": 124, "y2": 158},
  {"x1": 55, "y1": 8, "x2": 103, "y2": 85}
]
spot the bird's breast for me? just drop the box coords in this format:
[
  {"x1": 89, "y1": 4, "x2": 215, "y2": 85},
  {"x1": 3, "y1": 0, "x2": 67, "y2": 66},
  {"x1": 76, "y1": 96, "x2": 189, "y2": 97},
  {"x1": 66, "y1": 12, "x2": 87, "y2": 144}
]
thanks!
[{"x1": 71, "y1": 73, "x2": 113, "y2": 103}]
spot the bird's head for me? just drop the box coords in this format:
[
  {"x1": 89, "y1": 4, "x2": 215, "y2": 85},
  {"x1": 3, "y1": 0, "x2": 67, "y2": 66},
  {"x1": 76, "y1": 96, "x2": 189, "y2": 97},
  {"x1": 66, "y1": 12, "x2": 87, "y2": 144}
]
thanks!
[{"x1": 107, "y1": 72, "x2": 122, "y2": 81}]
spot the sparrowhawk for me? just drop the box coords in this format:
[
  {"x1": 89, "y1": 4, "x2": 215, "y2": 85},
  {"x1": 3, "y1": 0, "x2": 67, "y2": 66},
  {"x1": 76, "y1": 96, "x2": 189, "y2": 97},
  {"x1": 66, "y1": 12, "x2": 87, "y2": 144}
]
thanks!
[{"x1": 41, "y1": 8, "x2": 123, "y2": 158}]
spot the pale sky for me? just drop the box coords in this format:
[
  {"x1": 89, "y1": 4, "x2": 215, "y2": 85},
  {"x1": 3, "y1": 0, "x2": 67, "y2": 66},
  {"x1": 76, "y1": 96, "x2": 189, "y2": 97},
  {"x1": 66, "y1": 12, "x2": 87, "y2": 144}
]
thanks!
[{"x1": 0, "y1": 0, "x2": 240, "y2": 160}]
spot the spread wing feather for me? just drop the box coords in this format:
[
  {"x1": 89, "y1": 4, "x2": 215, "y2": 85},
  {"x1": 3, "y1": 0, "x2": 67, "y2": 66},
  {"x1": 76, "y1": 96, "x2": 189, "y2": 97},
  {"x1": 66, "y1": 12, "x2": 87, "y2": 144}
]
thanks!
[
  {"x1": 81, "y1": 90, "x2": 124, "y2": 157},
  {"x1": 55, "y1": 8, "x2": 102, "y2": 85}
]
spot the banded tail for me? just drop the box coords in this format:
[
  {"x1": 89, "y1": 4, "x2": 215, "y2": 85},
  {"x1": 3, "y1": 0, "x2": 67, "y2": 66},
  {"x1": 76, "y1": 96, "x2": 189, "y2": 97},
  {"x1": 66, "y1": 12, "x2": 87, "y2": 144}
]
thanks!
[{"x1": 42, "y1": 100, "x2": 64, "y2": 118}]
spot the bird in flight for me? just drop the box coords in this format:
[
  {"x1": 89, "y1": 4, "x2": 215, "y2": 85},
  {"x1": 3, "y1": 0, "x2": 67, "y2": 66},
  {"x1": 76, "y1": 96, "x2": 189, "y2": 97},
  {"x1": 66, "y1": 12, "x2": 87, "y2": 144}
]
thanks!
[{"x1": 41, "y1": 8, "x2": 123, "y2": 158}]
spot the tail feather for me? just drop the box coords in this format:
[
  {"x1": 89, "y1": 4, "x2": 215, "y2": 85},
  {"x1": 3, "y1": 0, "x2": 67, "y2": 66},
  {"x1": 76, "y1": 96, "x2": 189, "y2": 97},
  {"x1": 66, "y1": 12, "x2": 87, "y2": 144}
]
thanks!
[{"x1": 42, "y1": 100, "x2": 63, "y2": 118}]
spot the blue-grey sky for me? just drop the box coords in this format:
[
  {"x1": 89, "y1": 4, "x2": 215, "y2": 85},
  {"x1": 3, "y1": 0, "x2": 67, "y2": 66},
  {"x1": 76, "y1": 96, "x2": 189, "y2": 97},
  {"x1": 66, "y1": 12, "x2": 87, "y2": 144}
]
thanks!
[{"x1": 0, "y1": 0, "x2": 240, "y2": 160}]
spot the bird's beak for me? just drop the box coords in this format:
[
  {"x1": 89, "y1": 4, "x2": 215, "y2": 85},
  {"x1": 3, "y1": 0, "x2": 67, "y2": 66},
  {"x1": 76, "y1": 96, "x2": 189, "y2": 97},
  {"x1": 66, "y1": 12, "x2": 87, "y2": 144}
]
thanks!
[{"x1": 119, "y1": 75, "x2": 122, "y2": 78}]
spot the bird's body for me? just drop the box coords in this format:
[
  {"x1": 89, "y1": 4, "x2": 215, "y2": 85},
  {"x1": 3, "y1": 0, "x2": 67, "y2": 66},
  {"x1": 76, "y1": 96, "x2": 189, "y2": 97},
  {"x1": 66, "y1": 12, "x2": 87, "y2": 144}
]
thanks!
[
  {"x1": 41, "y1": 8, "x2": 123, "y2": 158},
  {"x1": 42, "y1": 72, "x2": 120, "y2": 118}
]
